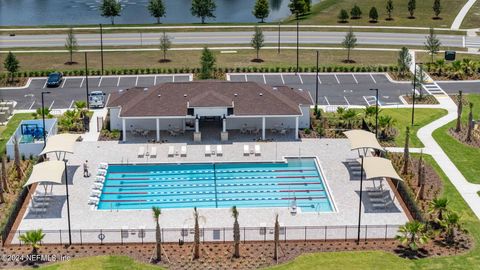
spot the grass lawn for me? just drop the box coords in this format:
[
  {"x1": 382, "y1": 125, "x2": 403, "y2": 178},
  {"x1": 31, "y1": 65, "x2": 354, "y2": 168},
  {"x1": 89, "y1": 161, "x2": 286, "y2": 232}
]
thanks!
[
  {"x1": 37, "y1": 255, "x2": 165, "y2": 270},
  {"x1": 0, "y1": 49, "x2": 399, "y2": 72},
  {"x1": 0, "y1": 113, "x2": 33, "y2": 155},
  {"x1": 432, "y1": 94, "x2": 480, "y2": 184},
  {"x1": 416, "y1": 52, "x2": 480, "y2": 64},
  {"x1": 298, "y1": 0, "x2": 466, "y2": 28},
  {"x1": 381, "y1": 108, "x2": 448, "y2": 148}
]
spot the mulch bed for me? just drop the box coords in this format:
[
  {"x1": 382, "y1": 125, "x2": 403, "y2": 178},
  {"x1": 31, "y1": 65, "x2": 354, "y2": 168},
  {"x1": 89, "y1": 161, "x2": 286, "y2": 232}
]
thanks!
[
  {"x1": 402, "y1": 95, "x2": 439, "y2": 105},
  {"x1": 448, "y1": 126, "x2": 480, "y2": 148},
  {"x1": 0, "y1": 78, "x2": 28, "y2": 88},
  {"x1": 0, "y1": 237, "x2": 472, "y2": 270}
]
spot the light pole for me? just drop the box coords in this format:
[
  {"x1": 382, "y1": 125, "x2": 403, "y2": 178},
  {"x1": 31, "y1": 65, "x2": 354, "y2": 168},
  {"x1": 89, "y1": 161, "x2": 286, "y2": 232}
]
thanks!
[
  {"x1": 41, "y1": 91, "x2": 51, "y2": 149},
  {"x1": 315, "y1": 51, "x2": 319, "y2": 106},
  {"x1": 100, "y1": 24, "x2": 104, "y2": 75},
  {"x1": 370, "y1": 88, "x2": 379, "y2": 138},
  {"x1": 411, "y1": 62, "x2": 422, "y2": 126},
  {"x1": 296, "y1": 20, "x2": 299, "y2": 73},
  {"x1": 277, "y1": 22, "x2": 281, "y2": 54},
  {"x1": 356, "y1": 156, "x2": 364, "y2": 244},
  {"x1": 64, "y1": 159, "x2": 72, "y2": 246},
  {"x1": 84, "y1": 52, "x2": 90, "y2": 109}
]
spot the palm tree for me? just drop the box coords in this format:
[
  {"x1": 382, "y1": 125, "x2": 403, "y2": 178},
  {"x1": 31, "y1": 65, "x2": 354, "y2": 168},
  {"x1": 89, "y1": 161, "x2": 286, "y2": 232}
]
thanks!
[
  {"x1": 19, "y1": 229, "x2": 45, "y2": 255},
  {"x1": 152, "y1": 206, "x2": 162, "y2": 262},
  {"x1": 467, "y1": 102, "x2": 474, "y2": 142},
  {"x1": 363, "y1": 106, "x2": 381, "y2": 120},
  {"x1": 395, "y1": 221, "x2": 429, "y2": 251},
  {"x1": 341, "y1": 109, "x2": 358, "y2": 128},
  {"x1": 378, "y1": 115, "x2": 395, "y2": 138},
  {"x1": 231, "y1": 206, "x2": 240, "y2": 258},
  {"x1": 439, "y1": 211, "x2": 462, "y2": 245},
  {"x1": 449, "y1": 60, "x2": 465, "y2": 80},
  {"x1": 403, "y1": 126, "x2": 410, "y2": 175},
  {"x1": 273, "y1": 214, "x2": 280, "y2": 261},
  {"x1": 74, "y1": 100, "x2": 87, "y2": 111},
  {"x1": 429, "y1": 197, "x2": 449, "y2": 221},
  {"x1": 13, "y1": 136, "x2": 22, "y2": 179},
  {"x1": 434, "y1": 59, "x2": 446, "y2": 76},
  {"x1": 1, "y1": 156, "x2": 9, "y2": 193},
  {"x1": 462, "y1": 58, "x2": 477, "y2": 77},
  {"x1": 455, "y1": 91, "x2": 463, "y2": 133},
  {"x1": 193, "y1": 207, "x2": 200, "y2": 260}
]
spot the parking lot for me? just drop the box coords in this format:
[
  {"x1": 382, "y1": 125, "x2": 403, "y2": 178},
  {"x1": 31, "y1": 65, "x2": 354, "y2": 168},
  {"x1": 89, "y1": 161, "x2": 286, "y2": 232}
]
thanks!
[{"x1": 228, "y1": 73, "x2": 412, "y2": 107}]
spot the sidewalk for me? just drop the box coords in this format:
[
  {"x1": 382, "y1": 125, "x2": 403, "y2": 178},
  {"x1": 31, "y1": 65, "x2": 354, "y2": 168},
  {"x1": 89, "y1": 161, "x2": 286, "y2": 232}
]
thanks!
[
  {"x1": 451, "y1": 0, "x2": 478, "y2": 30},
  {"x1": 82, "y1": 108, "x2": 108, "y2": 142}
]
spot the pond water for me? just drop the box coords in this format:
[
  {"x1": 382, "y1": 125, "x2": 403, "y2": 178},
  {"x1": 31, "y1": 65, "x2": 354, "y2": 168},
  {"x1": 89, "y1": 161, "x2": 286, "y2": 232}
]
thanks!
[{"x1": 0, "y1": 0, "x2": 319, "y2": 26}]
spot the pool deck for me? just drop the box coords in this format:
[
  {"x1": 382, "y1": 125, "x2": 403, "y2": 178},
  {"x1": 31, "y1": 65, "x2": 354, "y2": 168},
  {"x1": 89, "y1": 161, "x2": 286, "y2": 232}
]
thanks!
[{"x1": 14, "y1": 139, "x2": 409, "y2": 244}]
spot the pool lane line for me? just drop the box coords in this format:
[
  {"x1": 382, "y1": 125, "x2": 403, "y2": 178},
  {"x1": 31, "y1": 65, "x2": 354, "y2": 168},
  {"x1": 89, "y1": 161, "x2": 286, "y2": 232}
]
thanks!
[
  {"x1": 107, "y1": 174, "x2": 320, "y2": 181},
  {"x1": 103, "y1": 192, "x2": 148, "y2": 195},
  {"x1": 100, "y1": 196, "x2": 327, "y2": 204},
  {"x1": 104, "y1": 181, "x2": 325, "y2": 189},
  {"x1": 213, "y1": 163, "x2": 218, "y2": 208},
  {"x1": 109, "y1": 168, "x2": 316, "y2": 176},
  {"x1": 110, "y1": 188, "x2": 326, "y2": 196}
]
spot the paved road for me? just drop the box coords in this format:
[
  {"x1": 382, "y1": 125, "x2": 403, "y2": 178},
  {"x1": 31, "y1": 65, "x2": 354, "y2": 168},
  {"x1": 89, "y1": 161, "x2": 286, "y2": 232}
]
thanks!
[
  {"x1": 0, "y1": 31, "x2": 470, "y2": 48},
  {"x1": 0, "y1": 73, "x2": 414, "y2": 110},
  {"x1": 438, "y1": 81, "x2": 480, "y2": 94}
]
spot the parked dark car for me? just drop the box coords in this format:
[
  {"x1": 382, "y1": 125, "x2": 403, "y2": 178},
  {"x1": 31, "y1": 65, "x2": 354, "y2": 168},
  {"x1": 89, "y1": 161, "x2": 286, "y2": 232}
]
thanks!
[{"x1": 46, "y1": 72, "x2": 63, "y2": 87}]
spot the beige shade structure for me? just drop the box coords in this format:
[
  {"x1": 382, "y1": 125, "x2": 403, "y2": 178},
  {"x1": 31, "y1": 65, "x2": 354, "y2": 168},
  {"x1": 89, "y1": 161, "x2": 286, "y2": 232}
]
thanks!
[
  {"x1": 357, "y1": 157, "x2": 403, "y2": 181},
  {"x1": 343, "y1": 130, "x2": 384, "y2": 152},
  {"x1": 23, "y1": 160, "x2": 65, "y2": 187},
  {"x1": 39, "y1": 133, "x2": 80, "y2": 155}
]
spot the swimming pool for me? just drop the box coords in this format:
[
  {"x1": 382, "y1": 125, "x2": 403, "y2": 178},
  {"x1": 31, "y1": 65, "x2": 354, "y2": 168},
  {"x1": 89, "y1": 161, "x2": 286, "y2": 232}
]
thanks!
[{"x1": 97, "y1": 158, "x2": 334, "y2": 212}]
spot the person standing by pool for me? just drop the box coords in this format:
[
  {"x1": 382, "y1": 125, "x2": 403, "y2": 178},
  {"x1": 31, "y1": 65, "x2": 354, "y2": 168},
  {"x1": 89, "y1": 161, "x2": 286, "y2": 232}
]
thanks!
[{"x1": 83, "y1": 160, "x2": 90, "y2": 177}]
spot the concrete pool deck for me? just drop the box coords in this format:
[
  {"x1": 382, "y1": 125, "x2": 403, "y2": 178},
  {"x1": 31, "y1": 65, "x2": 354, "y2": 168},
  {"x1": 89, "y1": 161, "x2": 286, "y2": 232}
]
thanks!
[{"x1": 13, "y1": 139, "x2": 408, "y2": 244}]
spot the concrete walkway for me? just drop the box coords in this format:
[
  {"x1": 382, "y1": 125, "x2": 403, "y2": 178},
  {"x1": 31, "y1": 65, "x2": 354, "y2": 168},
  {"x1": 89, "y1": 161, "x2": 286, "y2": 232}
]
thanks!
[
  {"x1": 451, "y1": 0, "x2": 478, "y2": 30},
  {"x1": 82, "y1": 108, "x2": 108, "y2": 142}
]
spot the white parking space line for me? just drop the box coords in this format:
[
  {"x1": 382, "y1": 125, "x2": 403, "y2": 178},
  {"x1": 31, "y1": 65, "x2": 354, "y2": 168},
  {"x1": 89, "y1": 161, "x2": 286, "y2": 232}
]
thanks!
[
  {"x1": 344, "y1": 96, "x2": 350, "y2": 105},
  {"x1": 370, "y1": 74, "x2": 377, "y2": 84},
  {"x1": 263, "y1": 74, "x2": 266, "y2": 84},
  {"x1": 117, "y1": 77, "x2": 121, "y2": 87},
  {"x1": 317, "y1": 75, "x2": 322, "y2": 84},
  {"x1": 172, "y1": 75, "x2": 175, "y2": 82},
  {"x1": 80, "y1": 77, "x2": 85, "y2": 88},
  {"x1": 68, "y1": 100, "x2": 75, "y2": 109},
  {"x1": 48, "y1": 100, "x2": 55, "y2": 110},
  {"x1": 42, "y1": 80, "x2": 48, "y2": 89},
  {"x1": 298, "y1": 74, "x2": 304, "y2": 84},
  {"x1": 280, "y1": 74, "x2": 285, "y2": 84},
  {"x1": 334, "y1": 74, "x2": 340, "y2": 84},
  {"x1": 135, "y1": 76, "x2": 139, "y2": 86},
  {"x1": 244, "y1": 74, "x2": 248, "y2": 82},
  {"x1": 29, "y1": 100, "x2": 36, "y2": 110},
  {"x1": 189, "y1": 74, "x2": 194, "y2": 81},
  {"x1": 352, "y1": 74, "x2": 358, "y2": 84},
  {"x1": 98, "y1": 77, "x2": 103, "y2": 87},
  {"x1": 60, "y1": 78, "x2": 67, "y2": 88},
  {"x1": 154, "y1": 76, "x2": 157, "y2": 85},
  {"x1": 324, "y1": 96, "x2": 330, "y2": 105}
]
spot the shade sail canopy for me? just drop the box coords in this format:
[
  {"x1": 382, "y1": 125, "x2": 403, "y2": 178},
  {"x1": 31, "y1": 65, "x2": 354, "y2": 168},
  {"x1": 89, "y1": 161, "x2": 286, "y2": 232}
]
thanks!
[
  {"x1": 23, "y1": 160, "x2": 65, "y2": 187},
  {"x1": 344, "y1": 130, "x2": 384, "y2": 152},
  {"x1": 357, "y1": 157, "x2": 403, "y2": 181},
  {"x1": 40, "y1": 134, "x2": 79, "y2": 155}
]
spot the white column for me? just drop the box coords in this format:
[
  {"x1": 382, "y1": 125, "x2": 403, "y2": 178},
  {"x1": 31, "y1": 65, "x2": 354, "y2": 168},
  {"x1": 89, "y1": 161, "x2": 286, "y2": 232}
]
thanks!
[
  {"x1": 195, "y1": 118, "x2": 199, "y2": 133},
  {"x1": 156, "y1": 118, "x2": 160, "y2": 141},
  {"x1": 122, "y1": 118, "x2": 126, "y2": 142},
  {"x1": 295, "y1": 117, "x2": 299, "y2": 140},
  {"x1": 222, "y1": 118, "x2": 226, "y2": 132},
  {"x1": 262, "y1": 117, "x2": 266, "y2": 140}
]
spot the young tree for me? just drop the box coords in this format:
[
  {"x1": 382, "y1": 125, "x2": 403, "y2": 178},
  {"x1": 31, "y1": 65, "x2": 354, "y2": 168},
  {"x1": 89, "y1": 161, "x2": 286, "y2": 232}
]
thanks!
[
  {"x1": 1, "y1": 156, "x2": 7, "y2": 193},
  {"x1": 403, "y1": 126, "x2": 410, "y2": 175},
  {"x1": 338, "y1": 9, "x2": 349, "y2": 23},
  {"x1": 288, "y1": 0, "x2": 306, "y2": 19},
  {"x1": 19, "y1": 229, "x2": 45, "y2": 255},
  {"x1": 253, "y1": 0, "x2": 270, "y2": 23},
  {"x1": 251, "y1": 26, "x2": 265, "y2": 62},
  {"x1": 342, "y1": 28, "x2": 357, "y2": 63},
  {"x1": 429, "y1": 197, "x2": 449, "y2": 221},
  {"x1": 64, "y1": 27, "x2": 78, "y2": 65},
  {"x1": 13, "y1": 136, "x2": 22, "y2": 179},
  {"x1": 416, "y1": 151, "x2": 426, "y2": 200},
  {"x1": 369, "y1": 7, "x2": 378, "y2": 23},
  {"x1": 398, "y1": 47, "x2": 412, "y2": 77},
  {"x1": 148, "y1": 0, "x2": 166, "y2": 24},
  {"x1": 424, "y1": 27, "x2": 441, "y2": 64},
  {"x1": 4, "y1": 52, "x2": 19, "y2": 83},
  {"x1": 350, "y1": 4, "x2": 362, "y2": 19},
  {"x1": 100, "y1": 0, "x2": 122, "y2": 25},
  {"x1": 439, "y1": 212, "x2": 462, "y2": 245},
  {"x1": 386, "y1": 0, "x2": 394, "y2": 20},
  {"x1": 304, "y1": 0, "x2": 312, "y2": 13},
  {"x1": 231, "y1": 206, "x2": 240, "y2": 258},
  {"x1": 455, "y1": 91, "x2": 463, "y2": 132},
  {"x1": 0, "y1": 167, "x2": 5, "y2": 203},
  {"x1": 407, "y1": 0, "x2": 416, "y2": 18},
  {"x1": 467, "y1": 102, "x2": 474, "y2": 142},
  {"x1": 193, "y1": 207, "x2": 200, "y2": 260},
  {"x1": 395, "y1": 221, "x2": 429, "y2": 252},
  {"x1": 199, "y1": 47, "x2": 216, "y2": 79},
  {"x1": 433, "y1": 0, "x2": 442, "y2": 19},
  {"x1": 152, "y1": 207, "x2": 162, "y2": 262},
  {"x1": 159, "y1": 32, "x2": 172, "y2": 62},
  {"x1": 191, "y1": 0, "x2": 216, "y2": 24},
  {"x1": 273, "y1": 214, "x2": 280, "y2": 261}
]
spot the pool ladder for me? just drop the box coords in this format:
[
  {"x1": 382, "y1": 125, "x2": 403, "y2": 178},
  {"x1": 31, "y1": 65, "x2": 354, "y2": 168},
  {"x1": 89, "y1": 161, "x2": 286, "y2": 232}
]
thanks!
[{"x1": 121, "y1": 157, "x2": 129, "y2": 164}]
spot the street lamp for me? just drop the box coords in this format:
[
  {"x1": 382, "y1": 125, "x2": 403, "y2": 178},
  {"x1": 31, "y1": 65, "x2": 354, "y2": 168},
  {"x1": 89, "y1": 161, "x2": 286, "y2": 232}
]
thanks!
[
  {"x1": 100, "y1": 24, "x2": 104, "y2": 75},
  {"x1": 64, "y1": 159, "x2": 72, "y2": 246},
  {"x1": 356, "y1": 156, "x2": 365, "y2": 244},
  {"x1": 411, "y1": 62, "x2": 422, "y2": 126},
  {"x1": 41, "y1": 91, "x2": 51, "y2": 149},
  {"x1": 277, "y1": 22, "x2": 281, "y2": 54},
  {"x1": 369, "y1": 88, "x2": 379, "y2": 138},
  {"x1": 296, "y1": 20, "x2": 299, "y2": 73},
  {"x1": 84, "y1": 52, "x2": 90, "y2": 109},
  {"x1": 315, "y1": 51, "x2": 319, "y2": 106}
]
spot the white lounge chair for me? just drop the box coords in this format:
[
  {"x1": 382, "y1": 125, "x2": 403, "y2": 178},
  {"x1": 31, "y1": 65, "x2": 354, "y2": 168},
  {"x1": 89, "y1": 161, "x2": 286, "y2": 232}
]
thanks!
[
  {"x1": 95, "y1": 176, "x2": 105, "y2": 183},
  {"x1": 243, "y1": 145, "x2": 250, "y2": 156},
  {"x1": 181, "y1": 146, "x2": 187, "y2": 157},
  {"x1": 216, "y1": 145, "x2": 223, "y2": 156},
  {"x1": 138, "y1": 146, "x2": 145, "y2": 158},
  {"x1": 168, "y1": 146, "x2": 175, "y2": 157},
  {"x1": 121, "y1": 226, "x2": 129, "y2": 238},
  {"x1": 91, "y1": 189, "x2": 102, "y2": 197},
  {"x1": 88, "y1": 196, "x2": 99, "y2": 205},
  {"x1": 92, "y1": 182, "x2": 103, "y2": 190},
  {"x1": 255, "y1": 144, "x2": 261, "y2": 156},
  {"x1": 98, "y1": 162, "x2": 108, "y2": 170},
  {"x1": 97, "y1": 169, "x2": 107, "y2": 177},
  {"x1": 150, "y1": 147, "x2": 157, "y2": 158},
  {"x1": 205, "y1": 145, "x2": 212, "y2": 156}
]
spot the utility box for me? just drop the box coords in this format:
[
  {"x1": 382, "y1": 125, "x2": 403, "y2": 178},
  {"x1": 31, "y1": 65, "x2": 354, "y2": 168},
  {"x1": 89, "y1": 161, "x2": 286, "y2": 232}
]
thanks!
[{"x1": 445, "y1": 51, "x2": 456, "y2": 61}]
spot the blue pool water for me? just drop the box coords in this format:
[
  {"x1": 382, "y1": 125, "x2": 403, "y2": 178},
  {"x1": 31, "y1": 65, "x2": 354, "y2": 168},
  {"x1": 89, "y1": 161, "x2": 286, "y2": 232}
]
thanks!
[{"x1": 97, "y1": 158, "x2": 334, "y2": 212}]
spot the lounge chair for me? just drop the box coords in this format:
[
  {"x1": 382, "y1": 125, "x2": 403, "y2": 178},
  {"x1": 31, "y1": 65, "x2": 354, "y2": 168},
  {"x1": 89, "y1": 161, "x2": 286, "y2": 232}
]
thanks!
[
  {"x1": 252, "y1": 128, "x2": 260, "y2": 135},
  {"x1": 138, "y1": 226, "x2": 146, "y2": 238},
  {"x1": 92, "y1": 182, "x2": 104, "y2": 190},
  {"x1": 150, "y1": 147, "x2": 157, "y2": 158},
  {"x1": 95, "y1": 176, "x2": 105, "y2": 183},
  {"x1": 97, "y1": 169, "x2": 107, "y2": 177},
  {"x1": 205, "y1": 145, "x2": 212, "y2": 156},
  {"x1": 168, "y1": 130, "x2": 178, "y2": 136},
  {"x1": 255, "y1": 145, "x2": 261, "y2": 156},
  {"x1": 243, "y1": 145, "x2": 250, "y2": 156},
  {"x1": 181, "y1": 146, "x2": 187, "y2": 157},
  {"x1": 138, "y1": 146, "x2": 145, "y2": 158},
  {"x1": 280, "y1": 129, "x2": 287, "y2": 136},
  {"x1": 142, "y1": 130, "x2": 149, "y2": 137},
  {"x1": 98, "y1": 162, "x2": 108, "y2": 170},
  {"x1": 88, "y1": 196, "x2": 99, "y2": 205},
  {"x1": 168, "y1": 146, "x2": 175, "y2": 157},
  {"x1": 91, "y1": 189, "x2": 102, "y2": 197},
  {"x1": 216, "y1": 145, "x2": 223, "y2": 156},
  {"x1": 121, "y1": 226, "x2": 129, "y2": 238}
]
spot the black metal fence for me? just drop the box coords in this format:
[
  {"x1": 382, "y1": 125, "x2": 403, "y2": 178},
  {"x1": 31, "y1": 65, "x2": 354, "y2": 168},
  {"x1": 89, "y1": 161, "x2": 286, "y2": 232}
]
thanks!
[{"x1": 8, "y1": 224, "x2": 401, "y2": 246}]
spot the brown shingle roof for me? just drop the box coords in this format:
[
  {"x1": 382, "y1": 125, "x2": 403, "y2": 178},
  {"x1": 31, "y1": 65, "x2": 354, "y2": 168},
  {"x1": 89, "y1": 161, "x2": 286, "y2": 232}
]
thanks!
[{"x1": 107, "y1": 81, "x2": 313, "y2": 117}]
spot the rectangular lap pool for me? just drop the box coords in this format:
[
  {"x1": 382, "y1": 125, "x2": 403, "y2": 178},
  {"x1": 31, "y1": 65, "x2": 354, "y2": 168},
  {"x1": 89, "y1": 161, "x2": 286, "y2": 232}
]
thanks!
[{"x1": 97, "y1": 158, "x2": 334, "y2": 212}]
